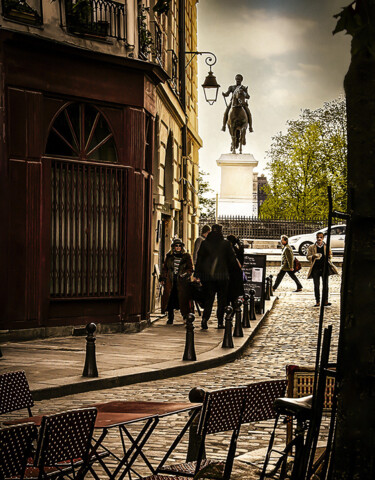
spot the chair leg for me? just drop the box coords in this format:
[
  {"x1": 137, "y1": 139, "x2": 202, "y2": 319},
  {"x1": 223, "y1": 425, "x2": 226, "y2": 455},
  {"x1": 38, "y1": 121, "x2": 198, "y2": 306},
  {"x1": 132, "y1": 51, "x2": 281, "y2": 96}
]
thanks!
[{"x1": 259, "y1": 414, "x2": 280, "y2": 480}]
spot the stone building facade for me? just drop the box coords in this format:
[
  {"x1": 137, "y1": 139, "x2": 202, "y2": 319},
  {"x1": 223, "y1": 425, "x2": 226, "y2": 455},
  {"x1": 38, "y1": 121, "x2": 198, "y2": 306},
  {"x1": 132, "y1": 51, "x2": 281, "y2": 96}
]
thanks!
[{"x1": 0, "y1": 0, "x2": 201, "y2": 336}]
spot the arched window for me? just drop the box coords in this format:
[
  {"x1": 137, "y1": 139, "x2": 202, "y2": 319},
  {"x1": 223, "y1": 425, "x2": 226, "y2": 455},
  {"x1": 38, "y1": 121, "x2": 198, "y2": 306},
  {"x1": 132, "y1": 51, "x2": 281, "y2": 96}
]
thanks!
[
  {"x1": 45, "y1": 103, "x2": 118, "y2": 162},
  {"x1": 46, "y1": 103, "x2": 126, "y2": 298}
]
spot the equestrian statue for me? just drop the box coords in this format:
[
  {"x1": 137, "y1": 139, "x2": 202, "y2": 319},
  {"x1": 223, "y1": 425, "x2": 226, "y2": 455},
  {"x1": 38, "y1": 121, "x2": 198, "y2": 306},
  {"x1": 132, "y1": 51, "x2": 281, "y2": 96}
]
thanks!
[{"x1": 222, "y1": 74, "x2": 253, "y2": 154}]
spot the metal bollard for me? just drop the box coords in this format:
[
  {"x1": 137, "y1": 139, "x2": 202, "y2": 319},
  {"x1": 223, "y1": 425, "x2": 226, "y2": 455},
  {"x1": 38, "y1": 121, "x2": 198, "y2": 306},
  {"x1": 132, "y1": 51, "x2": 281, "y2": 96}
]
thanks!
[
  {"x1": 183, "y1": 314, "x2": 197, "y2": 361},
  {"x1": 222, "y1": 306, "x2": 234, "y2": 348},
  {"x1": 242, "y1": 294, "x2": 251, "y2": 328},
  {"x1": 269, "y1": 274, "x2": 274, "y2": 296},
  {"x1": 82, "y1": 323, "x2": 98, "y2": 377},
  {"x1": 233, "y1": 298, "x2": 244, "y2": 337},
  {"x1": 249, "y1": 289, "x2": 256, "y2": 320},
  {"x1": 265, "y1": 276, "x2": 271, "y2": 301},
  {"x1": 186, "y1": 387, "x2": 206, "y2": 462}
]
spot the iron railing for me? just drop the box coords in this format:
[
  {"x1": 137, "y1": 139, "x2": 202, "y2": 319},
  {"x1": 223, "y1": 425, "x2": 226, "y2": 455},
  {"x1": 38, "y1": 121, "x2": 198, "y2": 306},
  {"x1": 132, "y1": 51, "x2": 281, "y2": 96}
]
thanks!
[
  {"x1": 51, "y1": 159, "x2": 127, "y2": 298},
  {"x1": 1, "y1": 0, "x2": 43, "y2": 25},
  {"x1": 170, "y1": 49, "x2": 178, "y2": 93},
  {"x1": 63, "y1": 0, "x2": 127, "y2": 42},
  {"x1": 198, "y1": 216, "x2": 345, "y2": 240},
  {"x1": 153, "y1": 21, "x2": 163, "y2": 66}
]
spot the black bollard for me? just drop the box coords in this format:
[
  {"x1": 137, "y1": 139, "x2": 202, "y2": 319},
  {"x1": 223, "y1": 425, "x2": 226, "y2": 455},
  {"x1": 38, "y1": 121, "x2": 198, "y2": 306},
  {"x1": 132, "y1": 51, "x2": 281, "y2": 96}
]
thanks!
[
  {"x1": 82, "y1": 323, "x2": 98, "y2": 377},
  {"x1": 183, "y1": 314, "x2": 197, "y2": 361},
  {"x1": 269, "y1": 274, "x2": 274, "y2": 296},
  {"x1": 265, "y1": 276, "x2": 271, "y2": 301},
  {"x1": 233, "y1": 298, "x2": 244, "y2": 337},
  {"x1": 249, "y1": 288, "x2": 256, "y2": 320},
  {"x1": 222, "y1": 306, "x2": 234, "y2": 348},
  {"x1": 186, "y1": 387, "x2": 207, "y2": 462},
  {"x1": 242, "y1": 294, "x2": 251, "y2": 328}
]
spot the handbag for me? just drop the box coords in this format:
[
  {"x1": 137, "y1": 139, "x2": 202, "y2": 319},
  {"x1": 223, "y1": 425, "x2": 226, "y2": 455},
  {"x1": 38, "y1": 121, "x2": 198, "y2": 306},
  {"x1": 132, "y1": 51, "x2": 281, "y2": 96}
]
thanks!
[
  {"x1": 189, "y1": 281, "x2": 205, "y2": 308},
  {"x1": 293, "y1": 257, "x2": 302, "y2": 273}
]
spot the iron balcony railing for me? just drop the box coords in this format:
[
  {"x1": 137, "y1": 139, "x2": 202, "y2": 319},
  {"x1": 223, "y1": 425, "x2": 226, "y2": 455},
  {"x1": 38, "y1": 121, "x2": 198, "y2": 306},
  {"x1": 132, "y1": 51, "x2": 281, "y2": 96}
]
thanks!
[
  {"x1": 63, "y1": 0, "x2": 127, "y2": 42},
  {"x1": 1, "y1": 0, "x2": 43, "y2": 25},
  {"x1": 153, "y1": 21, "x2": 163, "y2": 66},
  {"x1": 170, "y1": 49, "x2": 178, "y2": 92}
]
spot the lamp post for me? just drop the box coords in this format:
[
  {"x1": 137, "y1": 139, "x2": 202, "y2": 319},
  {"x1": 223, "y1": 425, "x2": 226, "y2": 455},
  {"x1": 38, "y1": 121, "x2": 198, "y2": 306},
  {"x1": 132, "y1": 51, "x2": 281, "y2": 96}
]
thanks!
[{"x1": 186, "y1": 51, "x2": 220, "y2": 105}]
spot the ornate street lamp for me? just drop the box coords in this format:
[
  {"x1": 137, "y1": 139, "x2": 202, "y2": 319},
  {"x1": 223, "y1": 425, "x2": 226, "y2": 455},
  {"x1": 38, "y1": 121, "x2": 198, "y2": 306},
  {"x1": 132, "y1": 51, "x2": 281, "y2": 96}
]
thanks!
[{"x1": 186, "y1": 51, "x2": 220, "y2": 105}]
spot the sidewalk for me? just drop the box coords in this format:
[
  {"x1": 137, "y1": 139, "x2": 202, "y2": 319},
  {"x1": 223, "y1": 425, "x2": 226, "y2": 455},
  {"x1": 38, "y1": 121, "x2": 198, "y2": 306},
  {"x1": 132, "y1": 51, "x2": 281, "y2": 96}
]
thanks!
[{"x1": 0, "y1": 298, "x2": 277, "y2": 401}]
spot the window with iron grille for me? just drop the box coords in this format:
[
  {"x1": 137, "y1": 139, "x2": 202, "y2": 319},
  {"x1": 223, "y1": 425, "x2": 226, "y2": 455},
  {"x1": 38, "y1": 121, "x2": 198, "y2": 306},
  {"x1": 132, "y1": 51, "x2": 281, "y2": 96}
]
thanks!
[{"x1": 45, "y1": 103, "x2": 126, "y2": 298}]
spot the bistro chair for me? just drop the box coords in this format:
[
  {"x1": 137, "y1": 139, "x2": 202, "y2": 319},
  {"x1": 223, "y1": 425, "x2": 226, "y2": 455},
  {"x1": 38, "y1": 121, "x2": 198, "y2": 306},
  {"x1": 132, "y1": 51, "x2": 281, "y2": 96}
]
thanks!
[
  {"x1": 29, "y1": 407, "x2": 100, "y2": 480},
  {"x1": 0, "y1": 423, "x2": 38, "y2": 480},
  {"x1": 0, "y1": 371, "x2": 34, "y2": 417},
  {"x1": 144, "y1": 386, "x2": 248, "y2": 480}
]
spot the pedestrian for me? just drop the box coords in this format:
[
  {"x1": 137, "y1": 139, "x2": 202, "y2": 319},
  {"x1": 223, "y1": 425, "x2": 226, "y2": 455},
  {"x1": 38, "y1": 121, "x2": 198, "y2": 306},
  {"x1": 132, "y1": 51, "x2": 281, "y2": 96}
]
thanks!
[
  {"x1": 227, "y1": 235, "x2": 245, "y2": 305},
  {"x1": 273, "y1": 235, "x2": 303, "y2": 292},
  {"x1": 193, "y1": 225, "x2": 211, "y2": 265},
  {"x1": 160, "y1": 238, "x2": 194, "y2": 324},
  {"x1": 195, "y1": 224, "x2": 238, "y2": 330},
  {"x1": 307, "y1": 231, "x2": 339, "y2": 307},
  {"x1": 227, "y1": 235, "x2": 245, "y2": 267}
]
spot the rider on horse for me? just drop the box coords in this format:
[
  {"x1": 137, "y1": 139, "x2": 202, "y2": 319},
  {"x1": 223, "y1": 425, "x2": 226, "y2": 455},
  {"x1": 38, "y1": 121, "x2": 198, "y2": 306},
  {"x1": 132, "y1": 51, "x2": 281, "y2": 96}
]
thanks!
[{"x1": 222, "y1": 74, "x2": 253, "y2": 133}]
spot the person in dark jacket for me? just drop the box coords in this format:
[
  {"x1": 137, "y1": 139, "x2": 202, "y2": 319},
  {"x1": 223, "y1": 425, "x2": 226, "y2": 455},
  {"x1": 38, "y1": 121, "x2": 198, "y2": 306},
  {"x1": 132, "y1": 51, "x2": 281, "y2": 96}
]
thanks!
[
  {"x1": 195, "y1": 224, "x2": 239, "y2": 330},
  {"x1": 227, "y1": 235, "x2": 245, "y2": 305},
  {"x1": 160, "y1": 238, "x2": 194, "y2": 324}
]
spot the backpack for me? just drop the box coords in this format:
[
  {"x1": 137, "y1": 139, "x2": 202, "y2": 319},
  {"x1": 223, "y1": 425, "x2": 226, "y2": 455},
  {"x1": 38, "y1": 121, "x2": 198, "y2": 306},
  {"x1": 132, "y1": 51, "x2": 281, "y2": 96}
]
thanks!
[{"x1": 293, "y1": 257, "x2": 302, "y2": 272}]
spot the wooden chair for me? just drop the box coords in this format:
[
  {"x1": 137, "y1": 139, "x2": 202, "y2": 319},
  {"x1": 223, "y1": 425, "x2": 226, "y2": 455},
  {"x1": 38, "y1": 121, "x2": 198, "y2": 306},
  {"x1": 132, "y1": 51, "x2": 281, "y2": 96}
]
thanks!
[
  {"x1": 143, "y1": 386, "x2": 248, "y2": 480},
  {"x1": 0, "y1": 423, "x2": 38, "y2": 480},
  {"x1": 0, "y1": 371, "x2": 34, "y2": 417}
]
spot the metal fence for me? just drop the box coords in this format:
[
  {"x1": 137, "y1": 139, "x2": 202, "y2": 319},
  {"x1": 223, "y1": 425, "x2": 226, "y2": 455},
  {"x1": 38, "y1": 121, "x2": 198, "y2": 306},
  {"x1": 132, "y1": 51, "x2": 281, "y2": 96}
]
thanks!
[{"x1": 198, "y1": 216, "x2": 345, "y2": 240}]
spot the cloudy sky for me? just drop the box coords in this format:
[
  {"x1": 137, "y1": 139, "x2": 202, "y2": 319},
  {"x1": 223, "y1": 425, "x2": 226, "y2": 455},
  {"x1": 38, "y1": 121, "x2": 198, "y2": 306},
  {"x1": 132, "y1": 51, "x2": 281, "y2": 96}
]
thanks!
[{"x1": 196, "y1": 0, "x2": 352, "y2": 192}]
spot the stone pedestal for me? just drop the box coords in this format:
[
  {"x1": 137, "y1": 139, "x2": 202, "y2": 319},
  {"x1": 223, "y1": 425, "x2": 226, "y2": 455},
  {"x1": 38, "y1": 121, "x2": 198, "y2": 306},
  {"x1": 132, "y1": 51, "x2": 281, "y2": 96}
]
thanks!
[{"x1": 216, "y1": 153, "x2": 258, "y2": 216}]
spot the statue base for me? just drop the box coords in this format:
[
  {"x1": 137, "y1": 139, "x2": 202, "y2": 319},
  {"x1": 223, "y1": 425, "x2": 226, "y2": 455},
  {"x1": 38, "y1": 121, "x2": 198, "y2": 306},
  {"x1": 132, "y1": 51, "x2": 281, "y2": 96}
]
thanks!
[{"x1": 216, "y1": 153, "x2": 258, "y2": 217}]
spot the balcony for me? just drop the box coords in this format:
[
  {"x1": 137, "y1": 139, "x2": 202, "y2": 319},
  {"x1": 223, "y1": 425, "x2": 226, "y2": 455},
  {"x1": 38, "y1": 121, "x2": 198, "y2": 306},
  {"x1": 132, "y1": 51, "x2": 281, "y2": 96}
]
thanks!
[
  {"x1": 1, "y1": 0, "x2": 43, "y2": 25},
  {"x1": 153, "y1": 21, "x2": 163, "y2": 66},
  {"x1": 170, "y1": 48, "x2": 178, "y2": 93},
  {"x1": 63, "y1": 0, "x2": 127, "y2": 42}
]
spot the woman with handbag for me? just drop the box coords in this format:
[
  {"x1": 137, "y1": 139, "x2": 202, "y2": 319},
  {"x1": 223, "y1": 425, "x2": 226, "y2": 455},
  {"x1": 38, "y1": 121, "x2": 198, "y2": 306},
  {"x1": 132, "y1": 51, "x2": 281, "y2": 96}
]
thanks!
[
  {"x1": 160, "y1": 238, "x2": 194, "y2": 324},
  {"x1": 273, "y1": 235, "x2": 303, "y2": 292}
]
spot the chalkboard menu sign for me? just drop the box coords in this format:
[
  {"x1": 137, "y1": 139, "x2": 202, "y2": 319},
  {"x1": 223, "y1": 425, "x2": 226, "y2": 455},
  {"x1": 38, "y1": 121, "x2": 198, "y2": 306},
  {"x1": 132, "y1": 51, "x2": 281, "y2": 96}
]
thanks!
[{"x1": 243, "y1": 253, "x2": 267, "y2": 311}]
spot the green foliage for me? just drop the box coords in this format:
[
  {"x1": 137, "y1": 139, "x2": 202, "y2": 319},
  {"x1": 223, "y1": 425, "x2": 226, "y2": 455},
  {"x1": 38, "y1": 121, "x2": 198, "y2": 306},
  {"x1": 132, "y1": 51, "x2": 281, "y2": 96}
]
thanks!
[
  {"x1": 198, "y1": 170, "x2": 215, "y2": 219},
  {"x1": 333, "y1": 0, "x2": 375, "y2": 56},
  {"x1": 260, "y1": 98, "x2": 347, "y2": 220},
  {"x1": 138, "y1": 4, "x2": 153, "y2": 56}
]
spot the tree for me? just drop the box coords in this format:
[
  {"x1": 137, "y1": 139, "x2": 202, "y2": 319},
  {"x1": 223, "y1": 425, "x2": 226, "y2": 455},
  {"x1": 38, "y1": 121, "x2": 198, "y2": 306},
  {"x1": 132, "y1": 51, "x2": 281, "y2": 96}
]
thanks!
[
  {"x1": 330, "y1": 1, "x2": 375, "y2": 478},
  {"x1": 260, "y1": 98, "x2": 347, "y2": 219},
  {"x1": 198, "y1": 170, "x2": 215, "y2": 219}
]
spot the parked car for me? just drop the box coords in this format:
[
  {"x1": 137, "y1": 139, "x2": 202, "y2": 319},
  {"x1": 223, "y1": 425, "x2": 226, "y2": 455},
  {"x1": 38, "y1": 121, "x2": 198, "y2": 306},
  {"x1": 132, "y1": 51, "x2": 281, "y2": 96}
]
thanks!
[{"x1": 289, "y1": 224, "x2": 346, "y2": 256}]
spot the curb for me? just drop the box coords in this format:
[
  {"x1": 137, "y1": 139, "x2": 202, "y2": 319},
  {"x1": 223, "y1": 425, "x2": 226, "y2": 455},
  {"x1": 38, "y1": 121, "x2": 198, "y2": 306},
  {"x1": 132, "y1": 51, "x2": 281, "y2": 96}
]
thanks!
[{"x1": 32, "y1": 297, "x2": 278, "y2": 401}]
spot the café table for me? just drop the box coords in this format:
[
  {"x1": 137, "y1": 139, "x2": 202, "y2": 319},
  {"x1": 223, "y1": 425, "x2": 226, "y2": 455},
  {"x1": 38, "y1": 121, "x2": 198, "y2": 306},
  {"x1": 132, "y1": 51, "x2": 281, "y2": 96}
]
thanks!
[{"x1": 4, "y1": 400, "x2": 202, "y2": 480}]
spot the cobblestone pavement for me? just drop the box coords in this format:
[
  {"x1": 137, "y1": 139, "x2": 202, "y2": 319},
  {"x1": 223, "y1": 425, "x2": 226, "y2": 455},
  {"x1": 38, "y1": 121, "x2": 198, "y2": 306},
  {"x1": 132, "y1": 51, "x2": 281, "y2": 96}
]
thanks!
[{"x1": 2, "y1": 267, "x2": 342, "y2": 479}]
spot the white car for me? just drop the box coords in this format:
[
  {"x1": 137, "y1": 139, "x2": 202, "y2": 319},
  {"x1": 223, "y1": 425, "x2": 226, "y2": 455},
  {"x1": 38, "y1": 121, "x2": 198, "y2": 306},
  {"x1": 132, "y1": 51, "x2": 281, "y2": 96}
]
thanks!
[{"x1": 289, "y1": 224, "x2": 346, "y2": 256}]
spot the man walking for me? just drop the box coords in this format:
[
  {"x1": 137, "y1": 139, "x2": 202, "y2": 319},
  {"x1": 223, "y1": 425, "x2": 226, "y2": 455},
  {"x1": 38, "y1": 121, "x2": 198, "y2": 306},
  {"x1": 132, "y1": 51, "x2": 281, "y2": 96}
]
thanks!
[
  {"x1": 195, "y1": 224, "x2": 238, "y2": 330},
  {"x1": 273, "y1": 235, "x2": 303, "y2": 292},
  {"x1": 307, "y1": 231, "x2": 338, "y2": 307},
  {"x1": 193, "y1": 225, "x2": 210, "y2": 265}
]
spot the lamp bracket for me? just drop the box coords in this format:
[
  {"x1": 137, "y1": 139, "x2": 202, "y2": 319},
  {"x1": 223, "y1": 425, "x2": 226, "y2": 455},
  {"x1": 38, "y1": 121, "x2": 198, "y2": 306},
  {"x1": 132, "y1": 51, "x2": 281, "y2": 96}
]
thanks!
[{"x1": 185, "y1": 51, "x2": 217, "y2": 70}]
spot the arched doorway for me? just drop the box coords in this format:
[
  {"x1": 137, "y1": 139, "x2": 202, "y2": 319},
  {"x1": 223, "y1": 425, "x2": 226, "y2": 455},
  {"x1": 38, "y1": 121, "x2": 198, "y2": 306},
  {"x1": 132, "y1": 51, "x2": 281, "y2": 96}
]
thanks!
[{"x1": 45, "y1": 102, "x2": 126, "y2": 298}]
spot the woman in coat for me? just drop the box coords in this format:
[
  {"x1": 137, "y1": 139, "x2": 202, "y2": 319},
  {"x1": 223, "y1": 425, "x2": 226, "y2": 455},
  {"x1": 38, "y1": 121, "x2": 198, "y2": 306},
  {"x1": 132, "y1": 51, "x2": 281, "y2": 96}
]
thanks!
[
  {"x1": 307, "y1": 231, "x2": 339, "y2": 307},
  {"x1": 160, "y1": 238, "x2": 194, "y2": 324}
]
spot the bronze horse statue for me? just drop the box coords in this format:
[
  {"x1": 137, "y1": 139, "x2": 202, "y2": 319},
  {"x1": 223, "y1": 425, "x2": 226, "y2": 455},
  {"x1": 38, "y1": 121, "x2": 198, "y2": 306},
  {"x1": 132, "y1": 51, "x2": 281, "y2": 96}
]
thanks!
[{"x1": 226, "y1": 86, "x2": 249, "y2": 154}]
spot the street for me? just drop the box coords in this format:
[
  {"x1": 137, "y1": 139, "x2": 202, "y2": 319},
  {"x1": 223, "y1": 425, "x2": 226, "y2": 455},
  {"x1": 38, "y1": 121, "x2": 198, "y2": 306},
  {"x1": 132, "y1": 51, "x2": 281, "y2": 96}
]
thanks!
[{"x1": 1, "y1": 267, "x2": 341, "y2": 479}]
